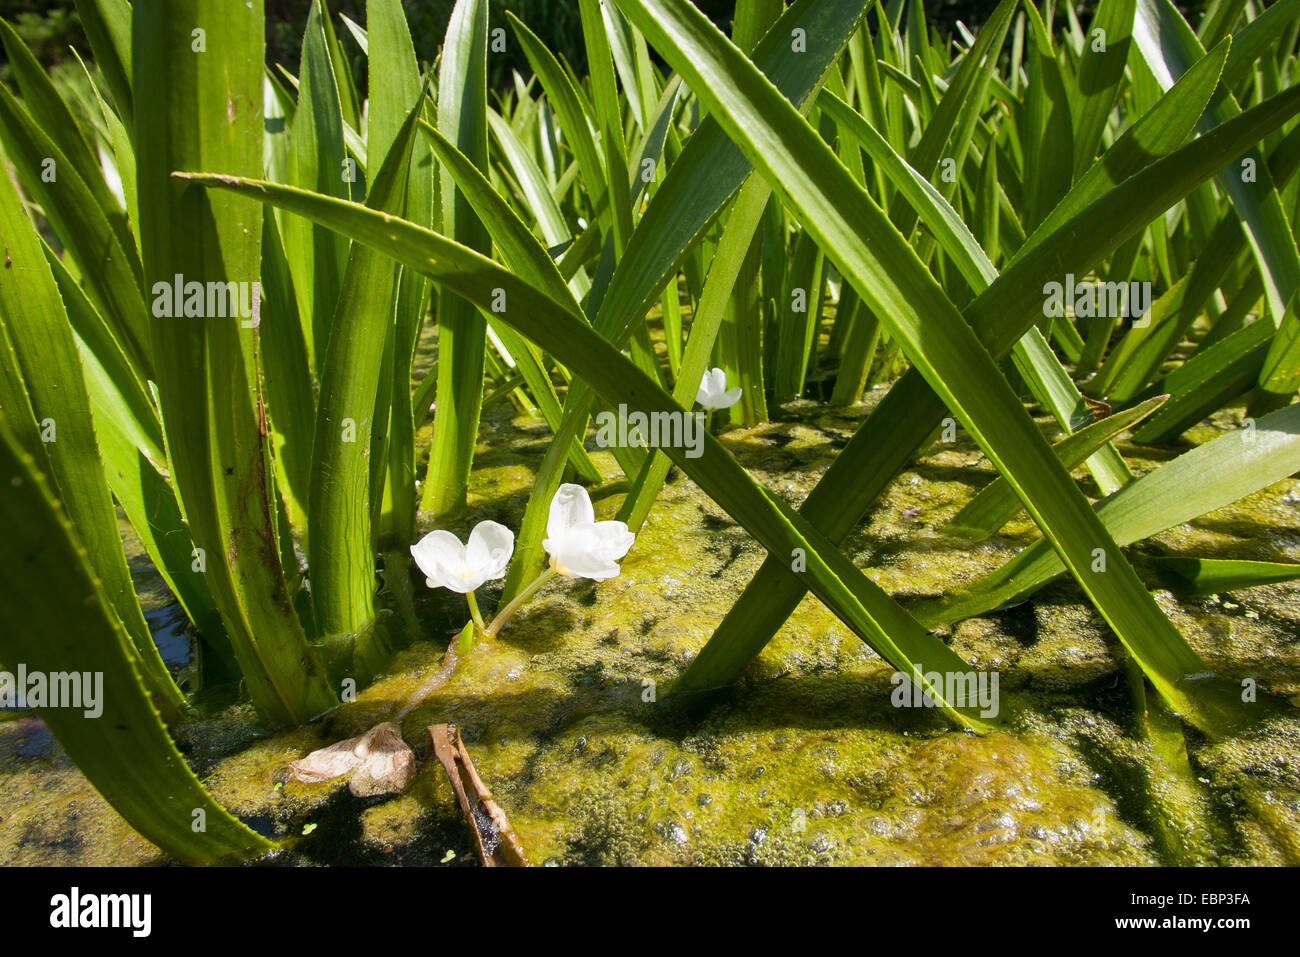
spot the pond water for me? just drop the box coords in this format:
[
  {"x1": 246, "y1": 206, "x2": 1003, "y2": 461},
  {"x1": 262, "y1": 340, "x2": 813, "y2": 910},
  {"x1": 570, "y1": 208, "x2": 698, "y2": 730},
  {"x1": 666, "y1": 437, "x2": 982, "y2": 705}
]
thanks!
[{"x1": 2, "y1": 384, "x2": 1298, "y2": 866}]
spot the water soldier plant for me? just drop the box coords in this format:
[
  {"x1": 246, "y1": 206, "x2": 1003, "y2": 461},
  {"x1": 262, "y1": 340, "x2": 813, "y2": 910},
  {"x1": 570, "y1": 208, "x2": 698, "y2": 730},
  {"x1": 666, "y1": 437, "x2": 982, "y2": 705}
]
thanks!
[{"x1": 1, "y1": 0, "x2": 1298, "y2": 864}]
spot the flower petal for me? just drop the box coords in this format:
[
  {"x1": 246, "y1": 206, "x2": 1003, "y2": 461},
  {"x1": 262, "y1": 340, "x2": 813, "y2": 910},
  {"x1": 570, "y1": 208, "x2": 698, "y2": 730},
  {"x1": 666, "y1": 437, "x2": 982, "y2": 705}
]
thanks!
[
  {"x1": 718, "y1": 386, "x2": 743, "y2": 409},
  {"x1": 410, "y1": 530, "x2": 467, "y2": 590},
  {"x1": 696, "y1": 367, "x2": 726, "y2": 404},
  {"x1": 590, "y1": 519, "x2": 635, "y2": 563},
  {"x1": 548, "y1": 527, "x2": 619, "y2": 579},
  {"x1": 467, "y1": 520, "x2": 514, "y2": 581},
  {"x1": 547, "y1": 483, "x2": 595, "y2": 540},
  {"x1": 547, "y1": 520, "x2": 635, "y2": 580}
]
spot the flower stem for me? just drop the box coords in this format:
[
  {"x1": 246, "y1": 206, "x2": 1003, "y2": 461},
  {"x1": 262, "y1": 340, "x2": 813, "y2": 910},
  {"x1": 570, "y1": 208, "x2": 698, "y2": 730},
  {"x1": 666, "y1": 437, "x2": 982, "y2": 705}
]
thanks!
[
  {"x1": 393, "y1": 621, "x2": 471, "y2": 721},
  {"x1": 484, "y1": 567, "x2": 557, "y2": 638},
  {"x1": 465, "y1": 589, "x2": 486, "y2": 633}
]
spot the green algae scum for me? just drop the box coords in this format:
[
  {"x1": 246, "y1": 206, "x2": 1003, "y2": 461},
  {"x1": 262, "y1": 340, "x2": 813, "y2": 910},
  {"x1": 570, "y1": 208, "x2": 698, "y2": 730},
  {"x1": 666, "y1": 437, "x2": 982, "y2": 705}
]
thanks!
[{"x1": 2, "y1": 0, "x2": 1300, "y2": 876}]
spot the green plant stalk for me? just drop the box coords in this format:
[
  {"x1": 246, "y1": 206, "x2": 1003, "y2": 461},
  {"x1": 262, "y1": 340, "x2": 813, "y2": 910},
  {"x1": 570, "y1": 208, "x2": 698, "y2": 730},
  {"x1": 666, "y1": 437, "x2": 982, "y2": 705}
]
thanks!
[
  {"x1": 368, "y1": 0, "x2": 436, "y2": 553},
  {"x1": 420, "y1": 0, "x2": 491, "y2": 520},
  {"x1": 134, "y1": 0, "x2": 336, "y2": 726},
  {"x1": 284, "y1": 0, "x2": 350, "y2": 373},
  {"x1": 308, "y1": 82, "x2": 426, "y2": 647},
  {"x1": 620, "y1": 176, "x2": 775, "y2": 531},
  {"x1": 465, "y1": 588, "x2": 487, "y2": 632},
  {"x1": 484, "y1": 567, "x2": 556, "y2": 638}
]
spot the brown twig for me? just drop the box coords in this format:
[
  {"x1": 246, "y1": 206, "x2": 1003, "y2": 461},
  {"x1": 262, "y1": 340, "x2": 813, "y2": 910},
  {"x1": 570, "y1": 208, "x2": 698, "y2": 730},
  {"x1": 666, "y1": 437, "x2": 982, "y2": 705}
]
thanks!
[{"x1": 428, "y1": 723, "x2": 529, "y2": 867}]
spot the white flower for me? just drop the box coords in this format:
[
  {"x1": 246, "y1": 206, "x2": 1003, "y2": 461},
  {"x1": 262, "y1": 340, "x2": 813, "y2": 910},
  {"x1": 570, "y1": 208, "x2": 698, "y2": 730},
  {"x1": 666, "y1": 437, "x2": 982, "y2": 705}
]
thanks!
[
  {"x1": 410, "y1": 521, "x2": 514, "y2": 593},
  {"x1": 696, "y1": 367, "x2": 742, "y2": 410},
  {"x1": 543, "y1": 484, "x2": 635, "y2": 581}
]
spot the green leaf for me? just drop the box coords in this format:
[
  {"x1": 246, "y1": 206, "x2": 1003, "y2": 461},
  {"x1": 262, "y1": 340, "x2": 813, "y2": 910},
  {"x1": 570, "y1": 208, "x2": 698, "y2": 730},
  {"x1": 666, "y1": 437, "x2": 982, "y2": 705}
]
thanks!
[
  {"x1": 418, "y1": 119, "x2": 602, "y2": 482},
  {"x1": 72, "y1": 0, "x2": 133, "y2": 127},
  {"x1": 1261, "y1": 289, "x2": 1300, "y2": 396},
  {"x1": 307, "y1": 80, "x2": 428, "y2": 648},
  {"x1": 284, "y1": 0, "x2": 351, "y2": 372},
  {"x1": 1153, "y1": 556, "x2": 1300, "y2": 596},
  {"x1": 620, "y1": 176, "x2": 775, "y2": 531},
  {"x1": 0, "y1": 419, "x2": 272, "y2": 864},
  {"x1": 0, "y1": 82, "x2": 151, "y2": 379},
  {"x1": 1020, "y1": 0, "x2": 1075, "y2": 230},
  {"x1": 773, "y1": 230, "x2": 825, "y2": 400},
  {"x1": 1220, "y1": 0, "x2": 1300, "y2": 90},
  {"x1": 1071, "y1": 0, "x2": 1135, "y2": 177},
  {"x1": 915, "y1": 401, "x2": 1300, "y2": 626},
  {"x1": 507, "y1": 11, "x2": 607, "y2": 210},
  {"x1": 259, "y1": 204, "x2": 316, "y2": 537},
  {"x1": 886, "y1": 0, "x2": 1016, "y2": 235},
  {"x1": 0, "y1": 149, "x2": 184, "y2": 722},
  {"x1": 0, "y1": 16, "x2": 131, "y2": 244},
  {"x1": 486, "y1": 108, "x2": 591, "y2": 297},
  {"x1": 946, "y1": 395, "x2": 1168, "y2": 539},
  {"x1": 366, "y1": 0, "x2": 436, "y2": 551},
  {"x1": 1131, "y1": 316, "x2": 1273, "y2": 443},
  {"x1": 134, "y1": 0, "x2": 336, "y2": 726},
  {"x1": 44, "y1": 245, "x2": 230, "y2": 650},
  {"x1": 420, "y1": 0, "x2": 491, "y2": 520},
  {"x1": 1134, "y1": 0, "x2": 1300, "y2": 334}
]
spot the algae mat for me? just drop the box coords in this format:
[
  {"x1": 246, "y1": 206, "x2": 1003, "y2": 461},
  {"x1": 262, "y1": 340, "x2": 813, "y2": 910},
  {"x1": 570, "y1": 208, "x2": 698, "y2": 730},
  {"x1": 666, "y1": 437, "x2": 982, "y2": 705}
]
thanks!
[{"x1": 3, "y1": 392, "x2": 1298, "y2": 865}]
